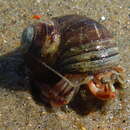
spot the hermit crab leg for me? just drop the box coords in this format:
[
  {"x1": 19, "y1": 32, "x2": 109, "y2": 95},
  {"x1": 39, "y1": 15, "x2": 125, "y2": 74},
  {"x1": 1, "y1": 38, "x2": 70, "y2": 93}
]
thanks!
[
  {"x1": 34, "y1": 74, "x2": 85, "y2": 107},
  {"x1": 49, "y1": 78, "x2": 76, "y2": 107},
  {"x1": 112, "y1": 65, "x2": 126, "y2": 88},
  {"x1": 85, "y1": 66, "x2": 126, "y2": 100},
  {"x1": 32, "y1": 78, "x2": 76, "y2": 107},
  {"x1": 30, "y1": 56, "x2": 82, "y2": 107},
  {"x1": 84, "y1": 72, "x2": 117, "y2": 100},
  {"x1": 48, "y1": 74, "x2": 85, "y2": 107},
  {"x1": 86, "y1": 79, "x2": 116, "y2": 100}
]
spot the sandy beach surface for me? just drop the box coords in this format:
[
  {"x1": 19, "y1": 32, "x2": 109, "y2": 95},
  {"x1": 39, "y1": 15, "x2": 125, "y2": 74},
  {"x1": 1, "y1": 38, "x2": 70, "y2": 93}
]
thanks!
[{"x1": 0, "y1": 0, "x2": 130, "y2": 129}]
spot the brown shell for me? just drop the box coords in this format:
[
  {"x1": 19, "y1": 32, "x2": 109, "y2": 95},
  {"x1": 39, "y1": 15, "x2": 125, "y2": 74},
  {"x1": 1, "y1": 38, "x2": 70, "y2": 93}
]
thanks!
[
  {"x1": 22, "y1": 15, "x2": 120, "y2": 77},
  {"x1": 52, "y1": 15, "x2": 120, "y2": 73}
]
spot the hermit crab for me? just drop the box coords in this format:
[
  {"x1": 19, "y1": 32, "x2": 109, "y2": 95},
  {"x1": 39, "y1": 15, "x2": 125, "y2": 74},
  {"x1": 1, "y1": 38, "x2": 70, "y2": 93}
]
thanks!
[{"x1": 21, "y1": 15, "x2": 125, "y2": 107}]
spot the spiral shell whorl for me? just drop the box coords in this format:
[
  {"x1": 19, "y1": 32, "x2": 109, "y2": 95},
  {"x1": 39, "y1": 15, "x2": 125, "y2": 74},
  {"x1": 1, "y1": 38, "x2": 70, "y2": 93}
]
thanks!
[{"x1": 55, "y1": 16, "x2": 120, "y2": 74}]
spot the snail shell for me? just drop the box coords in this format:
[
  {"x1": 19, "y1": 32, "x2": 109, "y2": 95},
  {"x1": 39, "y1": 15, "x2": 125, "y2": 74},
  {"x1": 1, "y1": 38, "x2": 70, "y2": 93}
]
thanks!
[
  {"x1": 21, "y1": 15, "x2": 120, "y2": 75},
  {"x1": 54, "y1": 15, "x2": 120, "y2": 74}
]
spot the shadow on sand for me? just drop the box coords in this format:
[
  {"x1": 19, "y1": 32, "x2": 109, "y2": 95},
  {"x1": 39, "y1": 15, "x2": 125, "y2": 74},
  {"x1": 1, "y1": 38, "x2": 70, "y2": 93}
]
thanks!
[
  {"x1": 0, "y1": 47, "x2": 105, "y2": 115},
  {"x1": 0, "y1": 47, "x2": 28, "y2": 91}
]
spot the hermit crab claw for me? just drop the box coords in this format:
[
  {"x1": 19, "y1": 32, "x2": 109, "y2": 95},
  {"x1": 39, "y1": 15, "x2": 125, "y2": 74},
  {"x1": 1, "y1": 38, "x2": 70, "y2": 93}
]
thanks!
[
  {"x1": 87, "y1": 79, "x2": 116, "y2": 100},
  {"x1": 86, "y1": 66, "x2": 125, "y2": 100}
]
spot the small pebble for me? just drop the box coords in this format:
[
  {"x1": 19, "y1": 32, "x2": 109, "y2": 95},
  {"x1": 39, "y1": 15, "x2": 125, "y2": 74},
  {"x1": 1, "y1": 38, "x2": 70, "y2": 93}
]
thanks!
[
  {"x1": 27, "y1": 96, "x2": 32, "y2": 100},
  {"x1": 101, "y1": 16, "x2": 106, "y2": 21},
  {"x1": 122, "y1": 120, "x2": 126, "y2": 123},
  {"x1": 99, "y1": 16, "x2": 106, "y2": 22},
  {"x1": 128, "y1": 14, "x2": 130, "y2": 19},
  {"x1": 3, "y1": 39, "x2": 7, "y2": 43},
  {"x1": 28, "y1": 123, "x2": 32, "y2": 127},
  {"x1": 32, "y1": 15, "x2": 42, "y2": 20},
  {"x1": 36, "y1": 0, "x2": 41, "y2": 3},
  {"x1": 42, "y1": 112, "x2": 47, "y2": 115},
  {"x1": 126, "y1": 80, "x2": 130, "y2": 86},
  {"x1": 81, "y1": 126, "x2": 87, "y2": 130}
]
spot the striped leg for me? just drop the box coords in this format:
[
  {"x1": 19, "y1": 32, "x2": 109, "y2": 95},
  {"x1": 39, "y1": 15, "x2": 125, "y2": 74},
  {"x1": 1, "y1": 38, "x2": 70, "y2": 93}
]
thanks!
[{"x1": 31, "y1": 74, "x2": 82, "y2": 107}]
